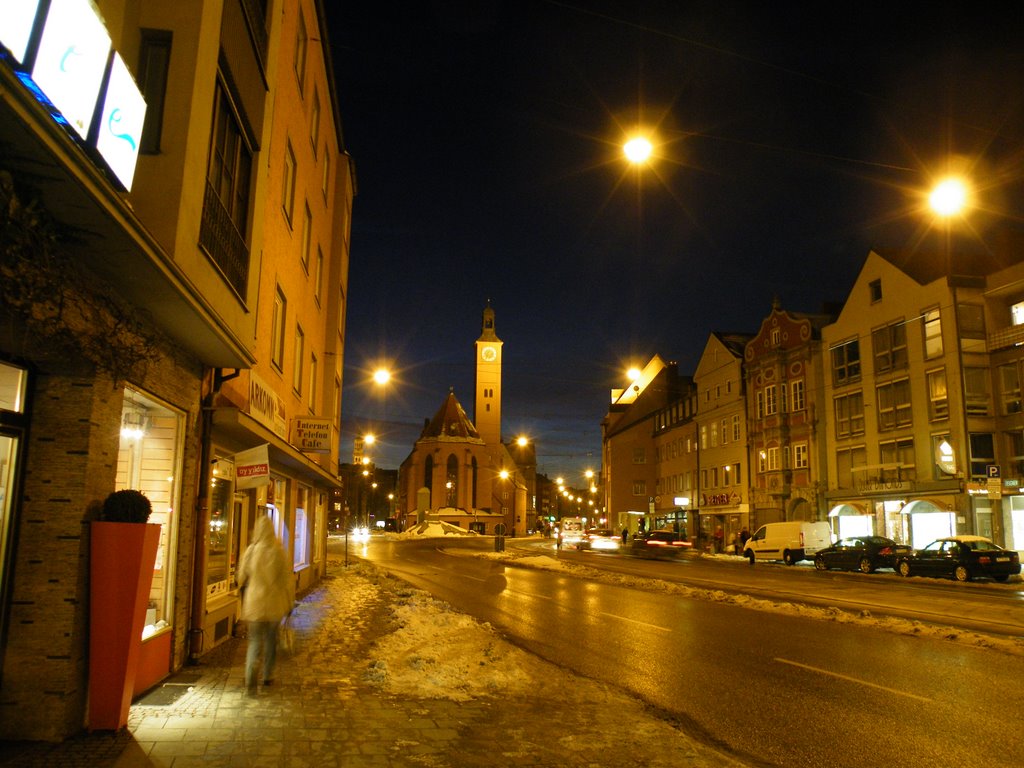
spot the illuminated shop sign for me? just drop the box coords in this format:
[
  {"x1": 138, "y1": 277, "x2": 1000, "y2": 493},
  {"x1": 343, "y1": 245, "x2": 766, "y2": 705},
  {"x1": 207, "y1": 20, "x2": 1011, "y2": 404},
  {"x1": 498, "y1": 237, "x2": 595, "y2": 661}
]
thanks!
[
  {"x1": 0, "y1": 0, "x2": 42, "y2": 64},
  {"x1": 3, "y1": 0, "x2": 147, "y2": 190},
  {"x1": 96, "y1": 52, "x2": 146, "y2": 190},
  {"x1": 31, "y1": 0, "x2": 111, "y2": 139}
]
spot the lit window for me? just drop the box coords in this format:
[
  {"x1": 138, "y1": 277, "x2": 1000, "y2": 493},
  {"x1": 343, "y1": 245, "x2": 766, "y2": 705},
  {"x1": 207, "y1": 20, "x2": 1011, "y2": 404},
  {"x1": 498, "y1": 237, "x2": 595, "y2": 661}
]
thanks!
[{"x1": 271, "y1": 287, "x2": 286, "y2": 369}]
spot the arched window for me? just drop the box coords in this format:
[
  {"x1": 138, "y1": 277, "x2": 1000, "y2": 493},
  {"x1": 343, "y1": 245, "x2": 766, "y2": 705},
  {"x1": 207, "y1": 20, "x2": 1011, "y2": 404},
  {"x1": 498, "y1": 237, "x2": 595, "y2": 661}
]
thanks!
[
  {"x1": 446, "y1": 454, "x2": 458, "y2": 507},
  {"x1": 471, "y1": 457, "x2": 478, "y2": 508},
  {"x1": 424, "y1": 456, "x2": 433, "y2": 492}
]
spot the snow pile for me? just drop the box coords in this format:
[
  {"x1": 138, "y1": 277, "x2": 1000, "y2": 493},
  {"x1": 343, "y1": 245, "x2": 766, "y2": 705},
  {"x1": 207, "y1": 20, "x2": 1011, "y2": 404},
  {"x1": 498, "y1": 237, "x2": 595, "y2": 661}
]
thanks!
[
  {"x1": 394, "y1": 520, "x2": 476, "y2": 538},
  {"x1": 364, "y1": 588, "x2": 549, "y2": 700}
]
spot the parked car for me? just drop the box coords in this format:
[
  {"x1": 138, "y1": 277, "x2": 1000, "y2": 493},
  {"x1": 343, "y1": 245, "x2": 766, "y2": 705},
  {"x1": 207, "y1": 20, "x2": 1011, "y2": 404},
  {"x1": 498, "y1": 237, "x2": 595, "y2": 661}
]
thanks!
[
  {"x1": 631, "y1": 530, "x2": 692, "y2": 559},
  {"x1": 743, "y1": 521, "x2": 832, "y2": 565},
  {"x1": 577, "y1": 528, "x2": 621, "y2": 551},
  {"x1": 896, "y1": 536, "x2": 1021, "y2": 582},
  {"x1": 813, "y1": 535, "x2": 911, "y2": 573}
]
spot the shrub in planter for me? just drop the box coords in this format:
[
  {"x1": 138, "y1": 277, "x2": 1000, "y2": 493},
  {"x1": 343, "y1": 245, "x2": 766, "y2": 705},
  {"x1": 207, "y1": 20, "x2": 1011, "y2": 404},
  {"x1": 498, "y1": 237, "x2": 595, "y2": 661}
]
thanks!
[{"x1": 101, "y1": 489, "x2": 152, "y2": 523}]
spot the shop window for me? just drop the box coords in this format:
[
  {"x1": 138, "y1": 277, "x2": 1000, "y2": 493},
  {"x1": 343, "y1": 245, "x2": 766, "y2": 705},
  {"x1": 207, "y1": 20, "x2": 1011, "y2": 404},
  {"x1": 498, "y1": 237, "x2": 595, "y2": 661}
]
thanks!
[
  {"x1": 207, "y1": 455, "x2": 234, "y2": 596},
  {"x1": 116, "y1": 388, "x2": 183, "y2": 639},
  {"x1": 294, "y1": 485, "x2": 309, "y2": 568},
  {"x1": 0, "y1": 361, "x2": 28, "y2": 646}
]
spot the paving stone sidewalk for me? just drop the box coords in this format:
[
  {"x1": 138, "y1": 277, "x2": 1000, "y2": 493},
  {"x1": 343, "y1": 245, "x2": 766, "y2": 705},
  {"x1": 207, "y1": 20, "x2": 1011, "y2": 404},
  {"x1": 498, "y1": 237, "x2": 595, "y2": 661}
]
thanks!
[{"x1": 0, "y1": 559, "x2": 745, "y2": 768}]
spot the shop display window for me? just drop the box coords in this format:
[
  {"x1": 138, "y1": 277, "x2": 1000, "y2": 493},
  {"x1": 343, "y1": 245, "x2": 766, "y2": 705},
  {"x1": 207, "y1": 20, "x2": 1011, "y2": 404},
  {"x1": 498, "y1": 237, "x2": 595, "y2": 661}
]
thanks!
[{"x1": 115, "y1": 388, "x2": 182, "y2": 640}]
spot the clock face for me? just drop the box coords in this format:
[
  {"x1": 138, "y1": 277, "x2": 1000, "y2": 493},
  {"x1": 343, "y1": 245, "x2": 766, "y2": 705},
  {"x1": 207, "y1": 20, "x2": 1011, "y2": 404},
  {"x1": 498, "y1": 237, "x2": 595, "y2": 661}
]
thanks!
[{"x1": 481, "y1": 345, "x2": 497, "y2": 362}]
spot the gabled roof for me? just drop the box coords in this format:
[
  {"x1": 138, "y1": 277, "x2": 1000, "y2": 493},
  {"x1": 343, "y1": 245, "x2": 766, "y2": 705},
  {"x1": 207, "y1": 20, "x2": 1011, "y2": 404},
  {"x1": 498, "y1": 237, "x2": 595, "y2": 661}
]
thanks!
[{"x1": 419, "y1": 390, "x2": 481, "y2": 441}]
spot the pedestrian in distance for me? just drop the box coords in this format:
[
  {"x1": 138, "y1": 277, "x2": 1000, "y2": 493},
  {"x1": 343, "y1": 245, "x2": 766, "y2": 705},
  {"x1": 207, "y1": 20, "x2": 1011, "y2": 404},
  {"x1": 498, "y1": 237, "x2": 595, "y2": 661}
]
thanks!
[
  {"x1": 238, "y1": 515, "x2": 294, "y2": 694},
  {"x1": 621, "y1": 527, "x2": 628, "y2": 544},
  {"x1": 713, "y1": 525, "x2": 724, "y2": 554}
]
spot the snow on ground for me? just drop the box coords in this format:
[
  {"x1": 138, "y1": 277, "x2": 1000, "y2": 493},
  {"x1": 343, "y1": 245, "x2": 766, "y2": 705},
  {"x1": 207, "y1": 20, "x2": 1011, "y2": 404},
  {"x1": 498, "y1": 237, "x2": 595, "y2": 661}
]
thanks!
[{"x1": 392, "y1": 519, "x2": 477, "y2": 538}]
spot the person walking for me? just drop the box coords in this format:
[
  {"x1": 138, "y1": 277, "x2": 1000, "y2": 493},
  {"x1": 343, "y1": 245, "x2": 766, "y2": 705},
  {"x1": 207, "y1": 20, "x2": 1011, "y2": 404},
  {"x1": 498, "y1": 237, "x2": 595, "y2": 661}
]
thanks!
[{"x1": 238, "y1": 515, "x2": 294, "y2": 694}]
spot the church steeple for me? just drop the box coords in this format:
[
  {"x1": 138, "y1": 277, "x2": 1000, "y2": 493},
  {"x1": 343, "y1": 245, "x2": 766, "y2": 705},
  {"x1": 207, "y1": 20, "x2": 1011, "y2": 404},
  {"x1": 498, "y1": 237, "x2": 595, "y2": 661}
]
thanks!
[{"x1": 474, "y1": 302, "x2": 502, "y2": 447}]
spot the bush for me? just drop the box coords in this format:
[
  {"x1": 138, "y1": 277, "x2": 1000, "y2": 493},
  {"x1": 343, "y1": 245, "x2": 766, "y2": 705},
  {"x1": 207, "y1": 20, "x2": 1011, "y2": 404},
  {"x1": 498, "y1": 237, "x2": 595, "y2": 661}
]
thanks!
[{"x1": 101, "y1": 489, "x2": 152, "y2": 523}]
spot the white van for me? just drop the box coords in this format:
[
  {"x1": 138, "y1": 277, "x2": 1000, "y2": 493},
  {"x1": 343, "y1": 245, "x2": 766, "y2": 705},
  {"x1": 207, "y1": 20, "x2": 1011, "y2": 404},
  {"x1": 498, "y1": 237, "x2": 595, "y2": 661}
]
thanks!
[{"x1": 743, "y1": 521, "x2": 833, "y2": 565}]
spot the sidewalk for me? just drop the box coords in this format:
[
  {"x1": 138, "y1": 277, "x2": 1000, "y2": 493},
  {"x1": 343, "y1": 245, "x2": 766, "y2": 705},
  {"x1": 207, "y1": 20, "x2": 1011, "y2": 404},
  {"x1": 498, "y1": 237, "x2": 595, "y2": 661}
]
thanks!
[{"x1": 1, "y1": 559, "x2": 744, "y2": 768}]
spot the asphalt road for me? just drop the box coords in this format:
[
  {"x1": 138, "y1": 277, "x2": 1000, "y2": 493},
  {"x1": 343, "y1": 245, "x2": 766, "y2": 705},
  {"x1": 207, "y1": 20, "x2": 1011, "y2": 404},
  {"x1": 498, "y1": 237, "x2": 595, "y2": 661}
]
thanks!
[{"x1": 352, "y1": 536, "x2": 1024, "y2": 768}]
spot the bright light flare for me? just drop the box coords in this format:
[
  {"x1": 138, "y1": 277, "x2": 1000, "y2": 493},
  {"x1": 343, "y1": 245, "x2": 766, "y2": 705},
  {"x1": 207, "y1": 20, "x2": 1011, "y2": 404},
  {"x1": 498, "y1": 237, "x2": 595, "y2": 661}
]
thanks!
[
  {"x1": 373, "y1": 368, "x2": 391, "y2": 385},
  {"x1": 627, "y1": 367, "x2": 642, "y2": 382},
  {"x1": 623, "y1": 137, "x2": 653, "y2": 164},
  {"x1": 929, "y1": 177, "x2": 968, "y2": 217}
]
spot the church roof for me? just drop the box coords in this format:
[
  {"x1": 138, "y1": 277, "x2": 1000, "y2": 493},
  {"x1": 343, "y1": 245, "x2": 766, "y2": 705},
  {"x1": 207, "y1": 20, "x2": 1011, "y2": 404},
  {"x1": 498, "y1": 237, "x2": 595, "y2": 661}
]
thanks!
[{"x1": 419, "y1": 390, "x2": 482, "y2": 441}]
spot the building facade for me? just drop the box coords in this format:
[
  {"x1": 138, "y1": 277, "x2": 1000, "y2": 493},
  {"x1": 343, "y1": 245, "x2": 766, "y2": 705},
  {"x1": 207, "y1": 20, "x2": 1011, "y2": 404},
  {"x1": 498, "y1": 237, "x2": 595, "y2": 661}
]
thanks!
[
  {"x1": 823, "y1": 247, "x2": 1024, "y2": 549},
  {"x1": 693, "y1": 333, "x2": 752, "y2": 550},
  {"x1": 0, "y1": 0, "x2": 350, "y2": 740},
  {"x1": 745, "y1": 303, "x2": 834, "y2": 530}
]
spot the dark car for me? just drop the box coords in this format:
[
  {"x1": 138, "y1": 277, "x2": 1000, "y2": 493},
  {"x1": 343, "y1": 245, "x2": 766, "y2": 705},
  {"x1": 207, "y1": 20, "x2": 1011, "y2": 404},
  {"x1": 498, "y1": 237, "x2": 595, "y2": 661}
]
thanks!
[
  {"x1": 813, "y1": 535, "x2": 911, "y2": 574},
  {"x1": 896, "y1": 536, "x2": 1021, "y2": 583},
  {"x1": 630, "y1": 530, "x2": 692, "y2": 559}
]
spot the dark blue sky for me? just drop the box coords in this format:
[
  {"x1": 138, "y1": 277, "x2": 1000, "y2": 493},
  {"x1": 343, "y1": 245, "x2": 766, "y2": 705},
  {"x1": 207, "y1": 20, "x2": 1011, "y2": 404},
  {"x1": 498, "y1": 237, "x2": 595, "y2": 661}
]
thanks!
[{"x1": 327, "y1": 1, "x2": 1024, "y2": 478}]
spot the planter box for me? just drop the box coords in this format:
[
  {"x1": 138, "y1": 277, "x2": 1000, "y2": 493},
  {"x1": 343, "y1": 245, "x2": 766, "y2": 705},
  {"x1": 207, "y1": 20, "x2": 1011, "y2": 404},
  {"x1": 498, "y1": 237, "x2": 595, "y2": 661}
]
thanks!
[{"x1": 88, "y1": 521, "x2": 160, "y2": 731}]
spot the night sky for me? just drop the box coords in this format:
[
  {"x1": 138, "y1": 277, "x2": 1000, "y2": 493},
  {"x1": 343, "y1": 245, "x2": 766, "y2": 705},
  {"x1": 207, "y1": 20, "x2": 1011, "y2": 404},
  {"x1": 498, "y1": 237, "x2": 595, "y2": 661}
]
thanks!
[{"x1": 326, "y1": 1, "x2": 1024, "y2": 478}]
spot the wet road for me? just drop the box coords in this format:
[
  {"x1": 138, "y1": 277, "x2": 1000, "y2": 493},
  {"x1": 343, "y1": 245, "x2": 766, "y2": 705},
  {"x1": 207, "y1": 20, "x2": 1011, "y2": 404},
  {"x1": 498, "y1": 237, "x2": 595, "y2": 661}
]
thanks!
[{"x1": 352, "y1": 536, "x2": 1024, "y2": 768}]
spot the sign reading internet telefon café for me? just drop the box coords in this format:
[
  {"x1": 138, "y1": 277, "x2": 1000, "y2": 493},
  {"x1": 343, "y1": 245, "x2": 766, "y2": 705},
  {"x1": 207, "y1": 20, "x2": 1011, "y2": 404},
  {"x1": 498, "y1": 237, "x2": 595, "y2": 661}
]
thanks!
[{"x1": 291, "y1": 417, "x2": 332, "y2": 454}]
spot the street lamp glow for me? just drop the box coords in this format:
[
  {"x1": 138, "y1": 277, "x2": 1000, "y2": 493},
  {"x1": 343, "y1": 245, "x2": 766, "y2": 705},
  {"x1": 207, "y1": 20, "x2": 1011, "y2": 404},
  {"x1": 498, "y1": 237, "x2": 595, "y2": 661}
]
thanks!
[
  {"x1": 624, "y1": 137, "x2": 653, "y2": 164},
  {"x1": 516, "y1": 435, "x2": 529, "y2": 447},
  {"x1": 373, "y1": 368, "x2": 391, "y2": 386},
  {"x1": 627, "y1": 367, "x2": 642, "y2": 382},
  {"x1": 929, "y1": 177, "x2": 968, "y2": 217},
  {"x1": 363, "y1": 433, "x2": 375, "y2": 446},
  {"x1": 499, "y1": 469, "x2": 511, "y2": 481}
]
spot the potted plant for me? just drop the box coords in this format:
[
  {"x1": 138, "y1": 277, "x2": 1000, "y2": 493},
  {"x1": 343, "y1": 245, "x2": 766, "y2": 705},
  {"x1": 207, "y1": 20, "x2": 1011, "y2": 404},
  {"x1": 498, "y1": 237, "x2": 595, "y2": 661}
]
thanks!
[{"x1": 88, "y1": 490, "x2": 161, "y2": 731}]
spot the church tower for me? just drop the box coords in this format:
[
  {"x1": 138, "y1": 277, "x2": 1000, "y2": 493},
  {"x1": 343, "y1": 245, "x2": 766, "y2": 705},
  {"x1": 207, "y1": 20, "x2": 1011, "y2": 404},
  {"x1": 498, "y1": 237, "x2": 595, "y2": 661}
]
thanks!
[{"x1": 474, "y1": 302, "x2": 503, "y2": 447}]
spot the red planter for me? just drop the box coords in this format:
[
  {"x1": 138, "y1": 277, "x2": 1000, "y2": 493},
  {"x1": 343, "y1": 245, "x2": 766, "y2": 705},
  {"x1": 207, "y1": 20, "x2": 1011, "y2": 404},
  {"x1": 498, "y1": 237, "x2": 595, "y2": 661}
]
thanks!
[{"x1": 88, "y1": 521, "x2": 161, "y2": 731}]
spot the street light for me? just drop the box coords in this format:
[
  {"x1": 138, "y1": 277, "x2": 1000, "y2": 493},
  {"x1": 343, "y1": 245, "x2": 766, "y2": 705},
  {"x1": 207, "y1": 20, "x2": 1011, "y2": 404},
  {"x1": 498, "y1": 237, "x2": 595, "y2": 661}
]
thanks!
[
  {"x1": 929, "y1": 177, "x2": 969, "y2": 219},
  {"x1": 623, "y1": 136, "x2": 653, "y2": 165}
]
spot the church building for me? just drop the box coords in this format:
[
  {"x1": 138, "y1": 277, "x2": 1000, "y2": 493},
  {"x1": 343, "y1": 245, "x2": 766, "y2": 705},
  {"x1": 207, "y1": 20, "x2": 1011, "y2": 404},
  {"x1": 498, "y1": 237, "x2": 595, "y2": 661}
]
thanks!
[{"x1": 396, "y1": 305, "x2": 528, "y2": 534}]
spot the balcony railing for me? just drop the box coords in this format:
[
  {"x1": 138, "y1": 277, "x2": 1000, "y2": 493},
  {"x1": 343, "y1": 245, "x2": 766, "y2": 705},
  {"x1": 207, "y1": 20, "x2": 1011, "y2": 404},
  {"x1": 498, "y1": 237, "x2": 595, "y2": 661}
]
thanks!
[
  {"x1": 199, "y1": 181, "x2": 250, "y2": 298},
  {"x1": 988, "y1": 323, "x2": 1024, "y2": 352}
]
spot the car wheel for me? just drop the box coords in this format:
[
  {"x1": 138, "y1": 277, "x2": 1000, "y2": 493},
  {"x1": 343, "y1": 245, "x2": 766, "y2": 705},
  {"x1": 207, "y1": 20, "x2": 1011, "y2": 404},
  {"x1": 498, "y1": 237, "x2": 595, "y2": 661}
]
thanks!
[
  {"x1": 954, "y1": 565, "x2": 971, "y2": 582},
  {"x1": 814, "y1": 555, "x2": 828, "y2": 571},
  {"x1": 897, "y1": 560, "x2": 911, "y2": 577},
  {"x1": 858, "y1": 557, "x2": 874, "y2": 574},
  {"x1": 783, "y1": 550, "x2": 795, "y2": 566},
  {"x1": 994, "y1": 575, "x2": 1010, "y2": 583}
]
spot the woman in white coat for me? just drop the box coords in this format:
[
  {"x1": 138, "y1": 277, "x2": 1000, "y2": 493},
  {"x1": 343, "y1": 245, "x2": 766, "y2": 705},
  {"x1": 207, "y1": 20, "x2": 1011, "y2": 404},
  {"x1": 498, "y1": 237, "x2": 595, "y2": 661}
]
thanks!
[{"x1": 237, "y1": 515, "x2": 294, "y2": 693}]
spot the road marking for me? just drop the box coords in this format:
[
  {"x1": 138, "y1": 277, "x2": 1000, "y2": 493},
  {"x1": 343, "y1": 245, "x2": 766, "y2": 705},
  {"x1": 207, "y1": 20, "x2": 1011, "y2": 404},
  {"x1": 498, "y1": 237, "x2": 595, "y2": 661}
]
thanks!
[
  {"x1": 775, "y1": 658, "x2": 933, "y2": 703},
  {"x1": 598, "y1": 611, "x2": 672, "y2": 632}
]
